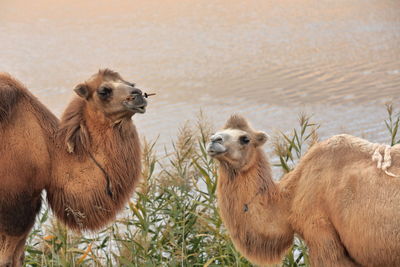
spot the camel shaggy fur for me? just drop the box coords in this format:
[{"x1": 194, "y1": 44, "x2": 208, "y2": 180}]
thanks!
[
  {"x1": 207, "y1": 115, "x2": 400, "y2": 267},
  {"x1": 0, "y1": 70, "x2": 146, "y2": 266}
]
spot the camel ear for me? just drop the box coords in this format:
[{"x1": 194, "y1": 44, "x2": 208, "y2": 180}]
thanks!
[
  {"x1": 224, "y1": 114, "x2": 249, "y2": 130},
  {"x1": 255, "y1": 131, "x2": 268, "y2": 146},
  {"x1": 73, "y1": 83, "x2": 89, "y2": 99}
]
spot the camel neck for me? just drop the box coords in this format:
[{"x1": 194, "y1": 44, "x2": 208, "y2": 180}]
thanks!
[
  {"x1": 48, "y1": 99, "x2": 142, "y2": 231},
  {"x1": 219, "y1": 149, "x2": 279, "y2": 204},
  {"x1": 217, "y1": 149, "x2": 294, "y2": 264}
]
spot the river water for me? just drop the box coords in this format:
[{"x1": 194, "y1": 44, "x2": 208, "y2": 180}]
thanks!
[{"x1": 1, "y1": 0, "x2": 399, "y2": 153}]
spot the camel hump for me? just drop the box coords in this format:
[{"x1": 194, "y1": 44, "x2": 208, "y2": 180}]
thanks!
[
  {"x1": 322, "y1": 134, "x2": 400, "y2": 177},
  {"x1": 0, "y1": 73, "x2": 26, "y2": 124},
  {"x1": 323, "y1": 134, "x2": 390, "y2": 158},
  {"x1": 324, "y1": 134, "x2": 379, "y2": 152}
]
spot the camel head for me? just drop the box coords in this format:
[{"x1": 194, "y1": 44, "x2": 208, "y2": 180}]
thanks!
[
  {"x1": 73, "y1": 69, "x2": 148, "y2": 120},
  {"x1": 207, "y1": 115, "x2": 268, "y2": 169}
]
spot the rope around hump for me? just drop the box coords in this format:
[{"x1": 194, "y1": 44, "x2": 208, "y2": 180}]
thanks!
[{"x1": 372, "y1": 145, "x2": 400, "y2": 178}]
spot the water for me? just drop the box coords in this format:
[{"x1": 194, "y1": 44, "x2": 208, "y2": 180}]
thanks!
[{"x1": 0, "y1": 0, "x2": 399, "y2": 151}]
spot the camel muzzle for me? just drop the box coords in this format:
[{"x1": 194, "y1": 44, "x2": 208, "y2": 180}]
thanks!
[{"x1": 207, "y1": 141, "x2": 227, "y2": 156}]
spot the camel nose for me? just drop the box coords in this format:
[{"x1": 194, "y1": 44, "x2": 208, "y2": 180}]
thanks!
[
  {"x1": 207, "y1": 135, "x2": 227, "y2": 156},
  {"x1": 210, "y1": 134, "x2": 223, "y2": 143},
  {"x1": 127, "y1": 88, "x2": 145, "y2": 101}
]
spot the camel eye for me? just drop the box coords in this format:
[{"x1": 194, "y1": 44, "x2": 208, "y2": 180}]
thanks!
[
  {"x1": 239, "y1": 135, "x2": 250, "y2": 145},
  {"x1": 98, "y1": 87, "x2": 112, "y2": 100}
]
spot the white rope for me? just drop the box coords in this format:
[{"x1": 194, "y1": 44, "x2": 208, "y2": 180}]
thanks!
[{"x1": 372, "y1": 145, "x2": 400, "y2": 178}]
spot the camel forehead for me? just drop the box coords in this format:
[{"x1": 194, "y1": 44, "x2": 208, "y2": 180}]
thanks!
[
  {"x1": 110, "y1": 81, "x2": 128, "y2": 88},
  {"x1": 90, "y1": 79, "x2": 129, "y2": 91},
  {"x1": 216, "y1": 129, "x2": 248, "y2": 140},
  {"x1": 87, "y1": 72, "x2": 125, "y2": 89}
]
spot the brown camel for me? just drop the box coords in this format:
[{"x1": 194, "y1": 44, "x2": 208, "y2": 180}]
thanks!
[
  {"x1": 207, "y1": 115, "x2": 400, "y2": 267},
  {"x1": 0, "y1": 69, "x2": 147, "y2": 267}
]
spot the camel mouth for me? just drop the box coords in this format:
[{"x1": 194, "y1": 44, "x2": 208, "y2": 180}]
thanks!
[
  {"x1": 206, "y1": 142, "x2": 227, "y2": 157},
  {"x1": 207, "y1": 150, "x2": 226, "y2": 157},
  {"x1": 124, "y1": 97, "x2": 147, "y2": 114},
  {"x1": 132, "y1": 106, "x2": 146, "y2": 113},
  {"x1": 125, "y1": 101, "x2": 147, "y2": 113}
]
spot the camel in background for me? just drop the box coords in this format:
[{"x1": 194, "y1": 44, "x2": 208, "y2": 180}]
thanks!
[
  {"x1": 207, "y1": 114, "x2": 400, "y2": 267},
  {"x1": 0, "y1": 69, "x2": 147, "y2": 267}
]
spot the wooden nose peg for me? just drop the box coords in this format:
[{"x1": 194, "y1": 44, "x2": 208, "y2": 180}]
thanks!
[{"x1": 144, "y1": 93, "x2": 156, "y2": 98}]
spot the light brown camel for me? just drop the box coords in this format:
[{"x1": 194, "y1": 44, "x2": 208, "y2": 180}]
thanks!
[
  {"x1": 207, "y1": 115, "x2": 400, "y2": 267},
  {"x1": 0, "y1": 69, "x2": 147, "y2": 267}
]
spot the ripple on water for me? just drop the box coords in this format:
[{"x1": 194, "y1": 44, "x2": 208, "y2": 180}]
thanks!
[{"x1": 0, "y1": 0, "x2": 399, "y2": 156}]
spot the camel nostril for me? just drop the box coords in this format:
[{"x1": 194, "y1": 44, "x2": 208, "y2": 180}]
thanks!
[{"x1": 211, "y1": 136, "x2": 223, "y2": 143}]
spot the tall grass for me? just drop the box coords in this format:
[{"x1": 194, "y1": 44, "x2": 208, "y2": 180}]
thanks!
[
  {"x1": 25, "y1": 115, "x2": 251, "y2": 266},
  {"x1": 24, "y1": 106, "x2": 399, "y2": 266}
]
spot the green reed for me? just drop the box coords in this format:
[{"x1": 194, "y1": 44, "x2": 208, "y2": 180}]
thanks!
[
  {"x1": 24, "y1": 106, "x2": 399, "y2": 266},
  {"x1": 273, "y1": 113, "x2": 318, "y2": 267},
  {"x1": 385, "y1": 103, "x2": 400, "y2": 146}
]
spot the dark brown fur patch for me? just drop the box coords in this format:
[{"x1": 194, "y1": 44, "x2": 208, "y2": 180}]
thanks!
[{"x1": 0, "y1": 192, "x2": 42, "y2": 236}]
